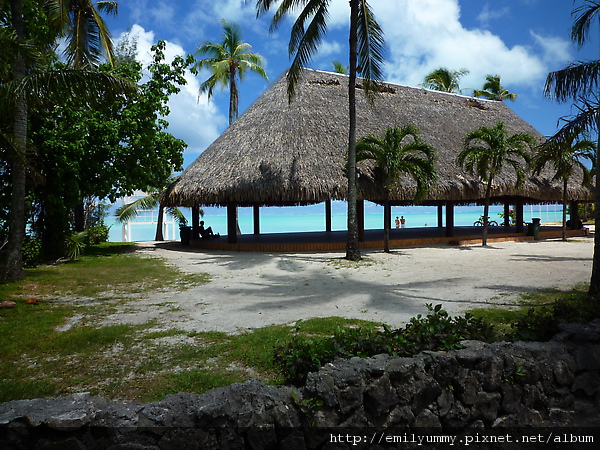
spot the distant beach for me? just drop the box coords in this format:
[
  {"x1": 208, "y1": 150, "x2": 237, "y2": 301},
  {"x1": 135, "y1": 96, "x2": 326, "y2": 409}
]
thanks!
[{"x1": 108, "y1": 202, "x2": 564, "y2": 242}]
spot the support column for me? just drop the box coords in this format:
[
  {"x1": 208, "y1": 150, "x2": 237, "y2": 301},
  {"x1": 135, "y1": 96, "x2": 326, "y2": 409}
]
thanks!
[
  {"x1": 357, "y1": 200, "x2": 365, "y2": 242},
  {"x1": 503, "y1": 199, "x2": 511, "y2": 227},
  {"x1": 325, "y1": 199, "x2": 332, "y2": 232},
  {"x1": 515, "y1": 198, "x2": 524, "y2": 233},
  {"x1": 570, "y1": 201, "x2": 580, "y2": 229},
  {"x1": 445, "y1": 202, "x2": 455, "y2": 237},
  {"x1": 384, "y1": 203, "x2": 391, "y2": 233},
  {"x1": 192, "y1": 205, "x2": 201, "y2": 239},
  {"x1": 437, "y1": 205, "x2": 444, "y2": 228},
  {"x1": 227, "y1": 203, "x2": 238, "y2": 244},
  {"x1": 253, "y1": 205, "x2": 260, "y2": 235}
]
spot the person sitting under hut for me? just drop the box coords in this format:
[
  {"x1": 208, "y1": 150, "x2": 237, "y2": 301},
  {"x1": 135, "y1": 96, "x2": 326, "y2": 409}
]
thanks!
[{"x1": 199, "y1": 221, "x2": 220, "y2": 238}]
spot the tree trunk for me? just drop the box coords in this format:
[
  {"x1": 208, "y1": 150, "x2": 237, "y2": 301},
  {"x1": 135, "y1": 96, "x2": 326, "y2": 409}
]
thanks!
[
  {"x1": 383, "y1": 196, "x2": 390, "y2": 253},
  {"x1": 155, "y1": 202, "x2": 165, "y2": 241},
  {"x1": 345, "y1": 0, "x2": 361, "y2": 261},
  {"x1": 588, "y1": 121, "x2": 600, "y2": 297},
  {"x1": 562, "y1": 178, "x2": 568, "y2": 241},
  {"x1": 229, "y1": 69, "x2": 237, "y2": 125},
  {"x1": 74, "y1": 199, "x2": 85, "y2": 231},
  {"x1": 2, "y1": 0, "x2": 27, "y2": 283},
  {"x1": 482, "y1": 179, "x2": 493, "y2": 246}
]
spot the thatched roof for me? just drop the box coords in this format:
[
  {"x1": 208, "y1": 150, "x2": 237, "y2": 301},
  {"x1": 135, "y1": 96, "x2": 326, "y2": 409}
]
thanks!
[{"x1": 166, "y1": 69, "x2": 593, "y2": 208}]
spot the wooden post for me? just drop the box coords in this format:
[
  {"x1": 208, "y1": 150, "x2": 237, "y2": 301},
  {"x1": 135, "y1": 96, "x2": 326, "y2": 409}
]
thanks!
[
  {"x1": 253, "y1": 205, "x2": 260, "y2": 235},
  {"x1": 503, "y1": 199, "x2": 511, "y2": 227},
  {"x1": 192, "y1": 205, "x2": 200, "y2": 239},
  {"x1": 515, "y1": 198, "x2": 524, "y2": 233},
  {"x1": 445, "y1": 202, "x2": 455, "y2": 237},
  {"x1": 227, "y1": 203, "x2": 238, "y2": 243},
  {"x1": 357, "y1": 200, "x2": 365, "y2": 242},
  {"x1": 325, "y1": 199, "x2": 332, "y2": 232},
  {"x1": 437, "y1": 205, "x2": 444, "y2": 228},
  {"x1": 570, "y1": 201, "x2": 580, "y2": 229}
]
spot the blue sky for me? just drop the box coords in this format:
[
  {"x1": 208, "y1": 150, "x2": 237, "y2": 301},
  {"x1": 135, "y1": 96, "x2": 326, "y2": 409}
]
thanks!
[{"x1": 103, "y1": 0, "x2": 599, "y2": 169}]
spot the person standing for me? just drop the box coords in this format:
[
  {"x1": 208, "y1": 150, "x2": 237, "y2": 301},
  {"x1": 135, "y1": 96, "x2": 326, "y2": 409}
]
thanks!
[
  {"x1": 395, "y1": 216, "x2": 400, "y2": 228},
  {"x1": 400, "y1": 216, "x2": 406, "y2": 228}
]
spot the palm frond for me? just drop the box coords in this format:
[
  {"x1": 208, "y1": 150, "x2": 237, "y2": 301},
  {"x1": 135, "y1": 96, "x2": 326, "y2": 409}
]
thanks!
[
  {"x1": 286, "y1": 0, "x2": 329, "y2": 101},
  {"x1": 545, "y1": 60, "x2": 600, "y2": 102},
  {"x1": 356, "y1": 0, "x2": 385, "y2": 99},
  {"x1": 115, "y1": 194, "x2": 160, "y2": 223},
  {"x1": 571, "y1": 0, "x2": 600, "y2": 47},
  {"x1": 551, "y1": 95, "x2": 600, "y2": 141},
  {"x1": 0, "y1": 68, "x2": 136, "y2": 113}
]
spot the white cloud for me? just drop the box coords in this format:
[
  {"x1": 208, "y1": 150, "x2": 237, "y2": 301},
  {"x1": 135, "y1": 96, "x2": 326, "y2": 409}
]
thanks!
[
  {"x1": 116, "y1": 25, "x2": 227, "y2": 162},
  {"x1": 317, "y1": 0, "x2": 571, "y2": 94},
  {"x1": 210, "y1": 0, "x2": 256, "y2": 24},
  {"x1": 531, "y1": 32, "x2": 572, "y2": 66},
  {"x1": 476, "y1": 4, "x2": 510, "y2": 27}
]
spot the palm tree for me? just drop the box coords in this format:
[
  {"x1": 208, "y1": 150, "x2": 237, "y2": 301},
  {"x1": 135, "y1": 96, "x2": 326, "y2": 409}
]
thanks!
[
  {"x1": 194, "y1": 19, "x2": 268, "y2": 127},
  {"x1": 533, "y1": 128, "x2": 595, "y2": 241},
  {"x1": 474, "y1": 75, "x2": 517, "y2": 101},
  {"x1": 3, "y1": 0, "x2": 29, "y2": 282},
  {"x1": 1, "y1": 0, "x2": 134, "y2": 282},
  {"x1": 45, "y1": 0, "x2": 118, "y2": 68},
  {"x1": 545, "y1": 1, "x2": 600, "y2": 297},
  {"x1": 332, "y1": 61, "x2": 348, "y2": 75},
  {"x1": 255, "y1": 0, "x2": 385, "y2": 261},
  {"x1": 420, "y1": 67, "x2": 469, "y2": 93},
  {"x1": 456, "y1": 122, "x2": 535, "y2": 246},
  {"x1": 115, "y1": 182, "x2": 198, "y2": 241},
  {"x1": 357, "y1": 125, "x2": 437, "y2": 252}
]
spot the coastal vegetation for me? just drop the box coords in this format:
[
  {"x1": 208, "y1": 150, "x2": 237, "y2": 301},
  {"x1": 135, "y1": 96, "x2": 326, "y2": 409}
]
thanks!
[
  {"x1": 421, "y1": 67, "x2": 469, "y2": 94},
  {"x1": 357, "y1": 125, "x2": 438, "y2": 252},
  {"x1": 456, "y1": 122, "x2": 536, "y2": 246},
  {"x1": 194, "y1": 19, "x2": 268, "y2": 127}
]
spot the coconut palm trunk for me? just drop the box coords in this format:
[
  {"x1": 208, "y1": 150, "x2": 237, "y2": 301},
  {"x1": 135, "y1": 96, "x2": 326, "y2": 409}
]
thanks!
[
  {"x1": 562, "y1": 177, "x2": 568, "y2": 241},
  {"x1": 155, "y1": 201, "x2": 165, "y2": 241},
  {"x1": 383, "y1": 194, "x2": 391, "y2": 253},
  {"x1": 482, "y1": 179, "x2": 493, "y2": 246},
  {"x1": 591, "y1": 118, "x2": 600, "y2": 296},
  {"x1": 3, "y1": 0, "x2": 28, "y2": 282},
  {"x1": 346, "y1": 0, "x2": 360, "y2": 260}
]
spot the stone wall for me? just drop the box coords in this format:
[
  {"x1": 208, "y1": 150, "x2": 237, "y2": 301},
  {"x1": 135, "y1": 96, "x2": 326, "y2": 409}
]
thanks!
[{"x1": 1, "y1": 320, "x2": 599, "y2": 449}]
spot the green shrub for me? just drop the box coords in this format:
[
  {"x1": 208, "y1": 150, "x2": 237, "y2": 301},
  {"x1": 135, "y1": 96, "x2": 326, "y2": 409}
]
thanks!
[
  {"x1": 22, "y1": 235, "x2": 42, "y2": 268},
  {"x1": 509, "y1": 292, "x2": 599, "y2": 342},
  {"x1": 275, "y1": 304, "x2": 498, "y2": 386},
  {"x1": 85, "y1": 223, "x2": 110, "y2": 245},
  {"x1": 65, "y1": 231, "x2": 88, "y2": 260}
]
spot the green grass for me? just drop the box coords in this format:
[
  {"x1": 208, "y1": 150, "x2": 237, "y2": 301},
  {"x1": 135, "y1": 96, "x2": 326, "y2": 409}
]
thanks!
[
  {"x1": 466, "y1": 284, "x2": 591, "y2": 333},
  {"x1": 1, "y1": 242, "x2": 594, "y2": 403},
  {"x1": 0, "y1": 245, "x2": 378, "y2": 402}
]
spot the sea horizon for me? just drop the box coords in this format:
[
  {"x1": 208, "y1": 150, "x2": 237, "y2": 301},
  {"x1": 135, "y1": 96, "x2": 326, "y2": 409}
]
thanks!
[{"x1": 108, "y1": 202, "x2": 564, "y2": 242}]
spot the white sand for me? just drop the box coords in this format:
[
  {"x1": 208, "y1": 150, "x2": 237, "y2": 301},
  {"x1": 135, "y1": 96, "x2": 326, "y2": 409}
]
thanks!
[{"x1": 106, "y1": 237, "x2": 594, "y2": 333}]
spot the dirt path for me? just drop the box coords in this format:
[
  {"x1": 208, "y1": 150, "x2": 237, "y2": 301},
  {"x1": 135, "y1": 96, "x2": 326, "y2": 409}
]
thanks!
[{"x1": 102, "y1": 237, "x2": 594, "y2": 333}]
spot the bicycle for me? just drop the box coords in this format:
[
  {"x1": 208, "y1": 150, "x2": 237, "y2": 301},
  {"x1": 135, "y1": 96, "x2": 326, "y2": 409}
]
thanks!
[{"x1": 473, "y1": 216, "x2": 498, "y2": 226}]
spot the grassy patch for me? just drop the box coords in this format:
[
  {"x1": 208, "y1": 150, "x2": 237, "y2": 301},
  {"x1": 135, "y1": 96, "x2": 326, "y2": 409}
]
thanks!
[
  {"x1": 467, "y1": 284, "x2": 590, "y2": 333},
  {"x1": 1, "y1": 248, "x2": 377, "y2": 403},
  {"x1": 0, "y1": 242, "x2": 214, "y2": 402}
]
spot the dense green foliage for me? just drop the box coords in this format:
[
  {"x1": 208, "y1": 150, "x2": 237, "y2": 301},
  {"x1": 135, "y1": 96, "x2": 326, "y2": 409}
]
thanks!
[
  {"x1": 29, "y1": 42, "x2": 192, "y2": 258},
  {"x1": 275, "y1": 304, "x2": 498, "y2": 386},
  {"x1": 509, "y1": 291, "x2": 600, "y2": 341}
]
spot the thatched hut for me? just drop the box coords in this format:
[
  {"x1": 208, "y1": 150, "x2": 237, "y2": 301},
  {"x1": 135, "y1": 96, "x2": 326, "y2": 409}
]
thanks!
[{"x1": 166, "y1": 69, "x2": 593, "y2": 243}]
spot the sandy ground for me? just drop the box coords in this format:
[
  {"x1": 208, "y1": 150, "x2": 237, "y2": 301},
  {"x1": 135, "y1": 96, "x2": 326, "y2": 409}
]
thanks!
[{"x1": 104, "y1": 236, "x2": 595, "y2": 333}]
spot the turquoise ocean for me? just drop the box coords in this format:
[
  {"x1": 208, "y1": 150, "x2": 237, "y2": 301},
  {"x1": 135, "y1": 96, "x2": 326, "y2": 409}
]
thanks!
[{"x1": 107, "y1": 202, "x2": 564, "y2": 242}]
